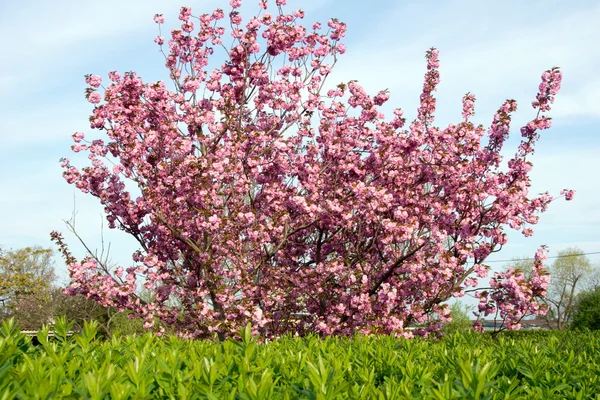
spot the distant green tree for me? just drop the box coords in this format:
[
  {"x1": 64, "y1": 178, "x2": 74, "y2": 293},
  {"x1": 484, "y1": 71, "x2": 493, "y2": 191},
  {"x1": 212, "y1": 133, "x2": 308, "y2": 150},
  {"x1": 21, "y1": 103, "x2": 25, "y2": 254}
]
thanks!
[
  {"x1": 52, "y1": 289, "x2": 111, "y2": 333},
  {"x1": 571, "y1": 288, "x2": 600, "y2": 331},
  {"x1": 443, "y1": 302, "x2": 474, "y2": 333},
  {"x1": 546, "y1": 248, "x2": 592, "y2": 330},
  {"x1": 0, "y1": 245, "x2": 151, "y2": 335},
  {"x1": 0, "y1": 246, "x2": 56, "y2": 329},
  {"x1": 53, "y1": 289, "x2": 150, "y2": 337},
  {"x1": 583, "y1": 264, "x2": 600, "y2": 292}
]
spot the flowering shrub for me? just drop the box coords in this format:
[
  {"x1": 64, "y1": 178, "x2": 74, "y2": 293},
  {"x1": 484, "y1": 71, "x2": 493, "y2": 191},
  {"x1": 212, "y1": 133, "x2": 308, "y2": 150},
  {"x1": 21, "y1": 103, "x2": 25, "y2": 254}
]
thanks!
[{"x1": 52, "y1": 0, "x2": 572, "y2": 339}]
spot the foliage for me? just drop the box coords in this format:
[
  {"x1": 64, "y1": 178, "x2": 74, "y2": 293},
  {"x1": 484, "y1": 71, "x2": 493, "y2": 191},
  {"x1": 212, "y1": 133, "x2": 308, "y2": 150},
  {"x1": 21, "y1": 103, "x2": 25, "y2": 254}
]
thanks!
[
  {"x1": 53, "y1": 0, "x2": 572, "y2": 340},
  {"x1": 443, "y1": 302, "x2": 474, "y2": 333},
  {"x1": 0, "y1": 246, "x2": 55, "y2": 283},
  {"x1": 583, "y1": 264, "x2": 600, "y2": 292},
  {"x1": 52, "y1": 288, "x2": 156, "y2": 337},
  {"x1": 0, "y1": 245, "x2": 152, "y2": 334},
  {"x1": 0, "y1": 246, "x2": 56, "y2": 329},
  {"x1": 571, "y1": 288, "x2": 600, "y2": 331},
  {"x1": 1, "y1": 320, "x2": 600, "y2": 398},
  {"x1": 107, "y1": 310, "x2": 147, "y2": 337}
]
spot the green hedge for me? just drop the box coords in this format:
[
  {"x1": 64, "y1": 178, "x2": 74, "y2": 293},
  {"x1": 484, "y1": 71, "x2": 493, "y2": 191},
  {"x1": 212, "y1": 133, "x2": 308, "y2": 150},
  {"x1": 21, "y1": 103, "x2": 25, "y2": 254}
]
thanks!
[{"x1": 1, "y1": 318, "x2": 599, "y2": 399}]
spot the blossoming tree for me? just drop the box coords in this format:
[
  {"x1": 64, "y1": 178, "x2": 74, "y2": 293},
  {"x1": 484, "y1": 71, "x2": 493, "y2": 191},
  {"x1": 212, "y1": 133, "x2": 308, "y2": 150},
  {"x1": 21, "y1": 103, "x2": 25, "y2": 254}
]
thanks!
[{"x1": 52, "y1": 0, "x2": 573, "y2": 339}]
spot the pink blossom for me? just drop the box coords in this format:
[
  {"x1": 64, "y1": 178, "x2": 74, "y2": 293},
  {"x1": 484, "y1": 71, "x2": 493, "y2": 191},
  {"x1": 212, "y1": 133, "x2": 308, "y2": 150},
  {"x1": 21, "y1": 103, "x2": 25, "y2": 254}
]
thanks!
[
  {"x1": 72, "y1": 132, "x2": 85, "y2": 143},
  {"x1": 462, "y1": 92, "x2": 476, "y2": 121},
  {"x1": 55, "y1": 2, "x2": 568, "y2": 340},
  {"x1": 85, "y1": 74, "x2": 102, "y2": 88},
  {"x1": 534, "y1": 247, "x2": 548, "y2": 262},
  {"x1": 179, "y1": 6, "x2": 192, "y2": 21},
  {"x1": 87, "y1": 92, "x2": 101, "y2": 104},
  {"x1": 473, "y1": 264, "x2": 489, "y2": 278},
  {"x1": 561, "y1": 189, "x2": 575, "y2": 201}
]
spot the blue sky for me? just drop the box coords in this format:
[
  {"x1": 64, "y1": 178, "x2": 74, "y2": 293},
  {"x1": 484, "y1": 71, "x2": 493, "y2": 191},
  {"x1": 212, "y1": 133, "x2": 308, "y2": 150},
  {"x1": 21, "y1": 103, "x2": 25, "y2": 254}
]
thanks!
[{"x1": 1, "y1": 0, "x2": 598, "y2": 287}]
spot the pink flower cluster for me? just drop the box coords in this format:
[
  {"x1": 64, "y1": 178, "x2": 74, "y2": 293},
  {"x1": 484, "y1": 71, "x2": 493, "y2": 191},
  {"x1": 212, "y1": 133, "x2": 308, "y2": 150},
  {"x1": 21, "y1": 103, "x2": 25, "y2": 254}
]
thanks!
[
  {"x1": 532, "y1": 67, "x2": 562, "y2": 112},
  {"x1": 54, "y1": 1, "x2": 571, "y2": 340},
  {"x1": 474, "y1": 246, "x2": 550, "y2": 330},
  {"x1": 561, "y1": 189, "x2": 575, "y2": 201},
  {"x1": 462, "y1": 92, "x2": 476, "y2": 121}
]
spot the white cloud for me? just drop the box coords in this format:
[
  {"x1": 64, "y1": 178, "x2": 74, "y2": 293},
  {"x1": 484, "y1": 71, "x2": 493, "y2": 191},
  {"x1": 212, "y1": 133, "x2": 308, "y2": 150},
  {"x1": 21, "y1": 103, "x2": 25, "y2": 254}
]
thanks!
[
  {"x1": 553, "y1": 82, "x2": 600, "y2": 119},
  {"x1": 0, "y1": 0, "x2": 174, "y2": 93}
]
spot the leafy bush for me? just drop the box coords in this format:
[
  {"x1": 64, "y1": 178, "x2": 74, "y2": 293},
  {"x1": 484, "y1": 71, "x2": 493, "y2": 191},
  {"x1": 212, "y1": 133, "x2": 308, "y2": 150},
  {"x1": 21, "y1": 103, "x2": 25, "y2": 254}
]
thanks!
[
  {"x1": 572, "y1": 288, "x2": 600, "y2": 331},
  {"x1": 2, "y1": 318, "x2": 600, "y2": 398}
]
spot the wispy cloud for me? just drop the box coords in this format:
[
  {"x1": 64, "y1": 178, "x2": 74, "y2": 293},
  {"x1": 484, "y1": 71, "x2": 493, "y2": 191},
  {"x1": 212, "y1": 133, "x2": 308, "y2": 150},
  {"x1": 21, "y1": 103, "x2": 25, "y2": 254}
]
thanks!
[
  {"x1": 0, "y1": 0, "x2": 333, "y2": 98},
  {"x1": 329, "y1": 0, "x2": 600, "y2": 123},
  {"x1": 0, "y1": 0, "x2": 174, "y2": 93}
]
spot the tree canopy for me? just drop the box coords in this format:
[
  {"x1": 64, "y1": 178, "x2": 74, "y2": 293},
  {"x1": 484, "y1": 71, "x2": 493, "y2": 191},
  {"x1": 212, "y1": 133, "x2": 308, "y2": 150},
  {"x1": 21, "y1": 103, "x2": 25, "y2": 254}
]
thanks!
[{"x1": 52, "y1": 1, "x2": 572, "y2": 340}]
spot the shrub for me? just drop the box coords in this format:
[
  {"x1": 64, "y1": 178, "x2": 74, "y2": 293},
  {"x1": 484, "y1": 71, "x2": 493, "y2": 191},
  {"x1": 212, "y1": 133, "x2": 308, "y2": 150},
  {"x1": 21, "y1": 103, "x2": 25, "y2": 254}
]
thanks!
[{"x1": 52, "y1": 0, "x2": 571, "y2": 340}]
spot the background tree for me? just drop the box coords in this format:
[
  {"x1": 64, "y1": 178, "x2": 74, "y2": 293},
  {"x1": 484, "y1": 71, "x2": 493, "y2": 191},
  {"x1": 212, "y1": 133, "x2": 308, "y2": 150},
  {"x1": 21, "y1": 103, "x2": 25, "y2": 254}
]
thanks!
[
  {"x1": 443, "y1": 302, "x2": 474, "y2": 333},
  {"x1": 0, "y1": 245, "x2": 150, "y2": 334},
  {"x1": 546, "y1": 247, "x2": 592, "y2": 330},
  {"x1": 0, "y1": 246, "x2": 56, "y2": 329},
  {"x1": 582, "y1": 264, "x2": 600, "y2": 292},
  {"x1": 53, "y1": 1, "x2": 571, "y2": 340},
  {"x1": 571, "y1": 288, "x2": 600, "y2": 331},
  {"x1": 52, "y1": 289, "x2": 147, "y2": 337}
]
